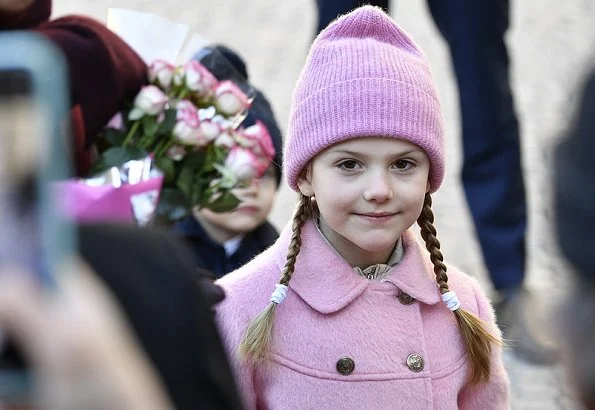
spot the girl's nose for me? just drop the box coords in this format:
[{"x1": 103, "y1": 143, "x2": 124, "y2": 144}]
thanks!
[{"x1": 363, "y1": 171, "x2": 394, "y2": 202}]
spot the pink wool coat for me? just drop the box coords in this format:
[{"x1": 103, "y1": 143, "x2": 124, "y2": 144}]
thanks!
[{"x1": 216, "y1": 220, "x2": 510, "y2": 409}]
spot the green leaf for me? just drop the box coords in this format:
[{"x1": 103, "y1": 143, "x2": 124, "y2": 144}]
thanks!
[
  {"x1": 203, "y1": 191, "x2": 240, "y2": 213},
  {"x1": 101, "y1": 146, "x2": 148, "y2": 168},
  {"x1": 155, "y1": 156, "x2": 176, "y2": 184},
  {"x1": 213, "y1": 145, "x2": 228, "y2": 162},
  {"x1": 176, "y1": 166, "x2": 196, "y2": 198},
  {"x1": 142, "y1": 116, "x2": 158, "y2": 137},
  {"x1": 157, "y1": 108, "x2": 178, "y2": 136},
  {"x1": 190, "y1": 178, "x2": 209, "y2": 205},
  {"x1": 155, "y1": 188, "x2": 190, "y2": 224},
  {"x1": 181, "y1": 150, "x2": 207, "y2": 172},
  {"x1": 201, "y1": 144, "x2": 221, "y2": 172},
  {"x1": 103, "y1": 128, "x2": 127, "y2": 146}
]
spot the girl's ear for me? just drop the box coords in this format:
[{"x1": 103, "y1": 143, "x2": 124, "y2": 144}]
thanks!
[
  {"x1": 297, "y1": 177, "x2": 314, "y2": 197},
  {"x1": 426, "y1": 179, "x2": 431, "y2": 193},
  {"x1": 297, "y1": 165, "x2": 315, "y2": 197}
]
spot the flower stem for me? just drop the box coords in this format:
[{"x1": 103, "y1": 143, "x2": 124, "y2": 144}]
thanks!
[
  {"x1": 157, "y1": 139, "x2": 175, "y2": 157},
  {"x1": 153, "y1": 139, "x2": 166, "y2": 156},
  {"x1": 122, "y1": 121, "x2": 140, "y2": 146},
  {"x1": 144, "y1": 133, "x2": 159, "y2": 151}
]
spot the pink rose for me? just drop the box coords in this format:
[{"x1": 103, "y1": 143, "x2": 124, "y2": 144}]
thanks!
[
  {"x1": 198, "y1": 120, "x2": 221, "y2": 142},
  {"x1": 173, "y1": 101, "x2": 217, "y2": 147},
  {"x1": 106, "y1": 112, "x2": 124, "y2": 131},
  {"x1": 129, "y1": 85, "x2": 168, "y2": 120},
  {"x1": 241, "y1": 120, "x2": 276, "y2": 160},
  {"x1": 173, "y1": 120, "x2": 202, "y2": 146},
  {"x1": 254, "y1": 156, "x2": 273, "y2": 178},
  {"x1": 214, "y1": 131, "x2": 236, "y2": 149},
  {"x1": 148, "y1": 59, "x2": 175, "y2": 89},
  {"x1": 224, "y1": 146, "x2": 261, "y2": 181},
  {"x1": 175, "y1": 100, "x2": 199, "y2": 127},
  {"x1": 183, "y1": 60, "x2": 218, "y2": 97},
  {"x1": 214, "y1": 81, "x2": 251, "y2": 116}
]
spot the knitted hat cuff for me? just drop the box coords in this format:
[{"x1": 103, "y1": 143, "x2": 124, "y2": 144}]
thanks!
[{"x1": 285, "y1": 77, "x2": 444, "y2": 191}]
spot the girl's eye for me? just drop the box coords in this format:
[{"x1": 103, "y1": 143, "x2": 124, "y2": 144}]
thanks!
[
  {"x1": 393, "y1": 159, "x2": 413, "y2": 170},
  {"x1": 338, "y1": 160, "x2": 360, "y2": 170}
]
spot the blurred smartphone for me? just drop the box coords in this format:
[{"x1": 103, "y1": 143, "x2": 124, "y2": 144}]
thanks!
[{"x1": 0, "y1": 32, "x2": 75, "y2": 404}]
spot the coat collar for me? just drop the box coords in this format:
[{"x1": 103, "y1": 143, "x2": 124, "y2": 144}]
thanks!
[{"x1": 274, "y1": 219, "x2": 441, "y2": 314}]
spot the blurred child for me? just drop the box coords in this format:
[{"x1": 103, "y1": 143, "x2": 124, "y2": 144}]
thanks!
[{"x1": 174, "y1": 46, "x2": 283, "y2": 278}]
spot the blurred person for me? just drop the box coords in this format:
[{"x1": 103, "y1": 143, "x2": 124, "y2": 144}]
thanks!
[
  {"x1": 555, "y1": 69, "x2": 595, "y2": 410},
  {"x1": 1, "y1": 2, "x2": 244, "y2": 408},
  {"x1": 313, "y1": 0, "x2": 556, "y2": 363},
  {"x1": 0, "y1": 260, "x2": 173, "y2": 409},
  {"x1": 175, "y1": 45, "x2": 283, "y2": 278},
  {"x1": 78, "y1": 223, "x2": 243, "y2": 409}
]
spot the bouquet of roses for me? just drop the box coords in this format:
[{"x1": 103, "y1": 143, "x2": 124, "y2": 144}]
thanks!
[
  {"x1": 92, "y1": 57, "x2": 275, "y2": 222},
  {"x1": 57, "y1": 10, "x2": 275, "y2": 225}
]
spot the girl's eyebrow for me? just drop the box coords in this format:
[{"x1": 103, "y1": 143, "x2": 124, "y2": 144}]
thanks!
[{"x1": 332, "y1": 148, "x2": 424, "y2": 158}]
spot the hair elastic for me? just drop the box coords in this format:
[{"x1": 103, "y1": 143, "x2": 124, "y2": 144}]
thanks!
[
  {"x1": 270, "y1": 284, "x2": 288, "y2": 304},
  {"x1": 441, "y1": 291, "x2": 461, "y2": 311}
]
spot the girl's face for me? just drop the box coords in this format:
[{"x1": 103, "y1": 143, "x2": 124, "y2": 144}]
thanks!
[{"x1": 298, "y1": 137, "x2": 431, "y2": 267}]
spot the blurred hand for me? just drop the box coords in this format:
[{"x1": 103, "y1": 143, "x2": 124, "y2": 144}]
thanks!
[
  {"x1": 0, "y1": 0, "x2": 34, "y2": 12},
  {"x1": 0, "y1": 260, "x2": 172, "y2": 410}
]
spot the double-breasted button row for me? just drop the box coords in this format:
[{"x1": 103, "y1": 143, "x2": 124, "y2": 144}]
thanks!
[{"x1": 335, "y1": 353, "x2": 424, "y2": 375}]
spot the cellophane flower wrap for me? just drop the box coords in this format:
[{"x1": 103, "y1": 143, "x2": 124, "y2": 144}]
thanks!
[
  {"x1": 55, "y1": 156, "x2": 164, "y2": 227},
  {"x1": 59, "y1": 10, "x2": 276, "y2": 225}
]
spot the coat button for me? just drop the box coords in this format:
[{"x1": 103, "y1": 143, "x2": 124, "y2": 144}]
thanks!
[
  {"x1": 406, "y1": 354, "x2": 424, "y2": 372},
  {"x1": 398, "y1": 291, "x2": 416, "y2": 305},
  {"x1": 336, "y1": 357, "x2": 355, "y2": 375}
]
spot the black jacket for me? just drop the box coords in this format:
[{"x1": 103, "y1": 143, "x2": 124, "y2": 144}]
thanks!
[
  {"x1": 79, "y1": 223, "x2": 243, "y2": 410},
  {"x1": 174, "y1": 216, "x2": 279, "y2": 278}
]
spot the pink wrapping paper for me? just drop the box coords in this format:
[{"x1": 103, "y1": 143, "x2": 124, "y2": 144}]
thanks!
[{"x1": 54, "y1": 176, "x2": 164, "y2": 224}]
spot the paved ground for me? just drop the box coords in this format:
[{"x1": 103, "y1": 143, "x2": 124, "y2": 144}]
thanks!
[{"x1": 54, "y1": 0, "x2": 595, "y2": 407}]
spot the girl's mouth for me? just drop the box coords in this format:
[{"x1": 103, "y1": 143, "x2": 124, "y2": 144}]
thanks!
[{"x1": 355, "y1": 212, "x2": 397, "y2": 223}]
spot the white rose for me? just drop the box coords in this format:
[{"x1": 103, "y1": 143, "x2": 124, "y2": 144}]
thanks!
[
  {"x1": 148, "y1": 59, "x2": 175, "y2": 89},
  {"x1": 214, "y1": 81, "x2": 250, "y2": 116},
  {"x1": 173, "y1": 120, "x2": 202, "y2": 146},
  {"x1": 184, "y1": 60, "x2": 218, "y2": 96},
  {"x1": 128, "y1": 85, "x2": 168, "y2": 120},
  {"x1": 199, "y1": 120, "x2": 221, "y2": 142},
  {"x1": 224, "y1": 147, "x2": 259, "y2": 181},
  {"x1": 214, "y1": 131, "x2": 236, "y2": 149}
]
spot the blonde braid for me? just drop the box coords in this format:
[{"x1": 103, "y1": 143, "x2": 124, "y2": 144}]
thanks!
[
  {"x1": 239, "y1": 194, "x2": 311, "y2": 363},
  {"x1": 417, "y1": 193, "x2": 501, "y2": 384}
]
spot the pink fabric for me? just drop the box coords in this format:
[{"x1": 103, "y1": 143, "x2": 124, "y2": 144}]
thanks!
[
  {"x1": 216, "y1": 219, "x2": 510, "y2": 409},
  {"x1": 53, "y1": 177, "x2": 163, "y2": 223},
  {"x1": 284, "y1": 6, "x2": 445, "y2": 192}
]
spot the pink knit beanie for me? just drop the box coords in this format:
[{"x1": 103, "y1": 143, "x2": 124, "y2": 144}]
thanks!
[{"x1": 284, "y1": 6, "x2": 445, "y2": 192}]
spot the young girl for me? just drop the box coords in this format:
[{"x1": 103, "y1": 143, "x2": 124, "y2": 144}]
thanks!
[{"x1": 216, "y1": 6, "x2": 509, "y2": 409}]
